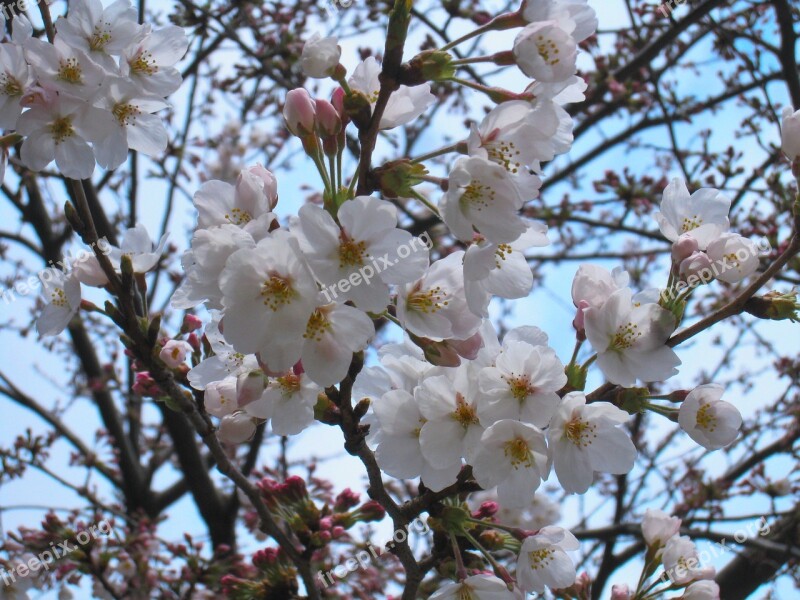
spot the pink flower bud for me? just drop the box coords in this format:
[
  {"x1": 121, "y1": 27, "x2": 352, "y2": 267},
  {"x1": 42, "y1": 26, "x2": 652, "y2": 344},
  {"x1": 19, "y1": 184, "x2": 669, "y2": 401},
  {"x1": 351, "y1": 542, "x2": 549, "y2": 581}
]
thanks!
[
  {"x1": 315, "y1": 99, "x2": 342, "y2": 138},
  {"x1": 672, "y1": 233, "x2": 699, "y2": 263},
  {"x1": 182, "y1": 314, "x2": 203, "y2": 332},
  {"x1": 572, "y1": 299, "x2": 590, "y2": 332},
  {"x1": 473, "y1": 501, "x2": 499, "y2": 519},
  {"x1": 611, "y1": 584, "x2": 632, "y2": 599},
  {"x1": 283, "y1": 88, "x2": 317, "y2": 136},
  {"x1": 679, "y1": 251, "x2": 714, "y2": 283},
  {"x1": 132, "y1": 372, "x2": 161, "y2": 397},
  {"x1": 217, "y1": 412, "x2": 257, "y2": 444},
  {"x1": 159, "y1": 340, "x2": 193, "y2": 368},
  {"x1": 236, "y1": 164, "x2": 278, "y2": 210}
]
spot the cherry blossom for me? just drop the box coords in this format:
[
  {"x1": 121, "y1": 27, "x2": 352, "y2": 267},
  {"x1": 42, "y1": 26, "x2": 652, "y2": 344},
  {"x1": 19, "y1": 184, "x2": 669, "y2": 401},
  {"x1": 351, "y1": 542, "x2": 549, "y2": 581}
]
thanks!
[
  {"x1": 17, "y1": 93, "x2": 116, "y2": 179},
  {"x1": 217, "y1": 411, "x2": 257, "y2": 444},
  {"x1": 681, "y1": 580, "x2": 721, "y2": 600},
  {"x1": 396, "y1": 250, "x2": 482, "y2": 342},
  {"x1": 192, "y1": 175, "x2": 277, "y2": 239},
  {"x1": 292, "y1": 195, "x2": 428, "y2": 312},
  {"x1": 349, "y1": 56, "x2": 435, "y2": 129},
  {"x1": 430, "y1": 574, "x2": 520, "y2": 600},
  {"x1": 203, "y1": 378, "x2": 239, "y2": 418},
  {"x1": 441, "y1": 156, "x2": 525, "y2": 244},
  {"x1": 781, "y1": 106, "x2": 800, "y2": 160},
  {"x1": 372, "y1": 389, "x2": 461, "y2": 492},
  {"x1": 187, "y1": 314, "x2": 259, "y2": 390},
  {"x1": 471, "y1": 419, "x2": 549, "y2": 508},
  {"x1": 159, "y1": 340, "x2": 193, "y2": 368},
  {"x1": 244, "y1": 371, "x2": 320, "y2": 435},
  {"x1": 547, "y1": 392, "x2": 637, "y2": 494},
  {"x1": 516, "y1": 526, "x2": 579, "y2": 594},
  {"x1": 513, "y1": 21, "x2": 578, "y2": 83},
  {"x1": 55, "y1": 0, "x2": 145, "y2": 68},
  {"x1": 522, "y1": 0, "x2": 598, "y2": 43},
  {"x1": 654, "y1": 179, "x2": 731, "y2": 249},
  {"x1": 35, "y1": 271, "x2": 81, "y2": 337},
  {"x1": 92, "y1": 77, "x2": 170, "y2": 169},
  {"x1": 705, "y1": 233, "x2": 760, "y2": 284},
  {"x1": 584, "y1": 287, "x2": 681, "y2": 387},
  {"x1": 463, "y1": 220, "x2": 549, "y2": 317},
  {"x1": 219, "y1": 231, "x2": 319, "y2": 371},
  {"x1": 120, "y1": 25, "x2": 189, "y2": 96},
  {"x1": 678, "y1": 384, "x2": 742, "y2": 450},
  {"x1": 171, "y1": 225, "x2": 256, "y2": 310},
  {"x1": 0, "y1": 42, "x2": 33, "y2": 129},
  {"x1": 415, "y1": 366, "x2": 483, "y2": 468},
  {"x1": 661, "y1": 535, "x2": 715, "y2": 585},
  {"x1": 24, "y1": 38, "x2": 105, "y2": 100},
  {"x1": 107, "y1": 223, "x2": 168, "y2": 273},
  {"x1": 478, "y1": 340, "x2": 566, "y2": 428},
  {"x1": 641, "y1": 508, "x2": 682, "y2": 549},
  {"x1": 301, "y1": 33, "x2": 341, "y2": 78}
]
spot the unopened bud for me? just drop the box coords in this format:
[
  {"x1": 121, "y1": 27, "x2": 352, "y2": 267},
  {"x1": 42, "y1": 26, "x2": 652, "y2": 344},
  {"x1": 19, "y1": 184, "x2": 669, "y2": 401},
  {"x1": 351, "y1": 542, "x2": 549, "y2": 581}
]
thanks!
[
  {"x1": 283, "y1": 88, "x2": 317, "y2": 136},
  {"x1": 672, "y1": 233, "x2": 699, "y2": 263}
]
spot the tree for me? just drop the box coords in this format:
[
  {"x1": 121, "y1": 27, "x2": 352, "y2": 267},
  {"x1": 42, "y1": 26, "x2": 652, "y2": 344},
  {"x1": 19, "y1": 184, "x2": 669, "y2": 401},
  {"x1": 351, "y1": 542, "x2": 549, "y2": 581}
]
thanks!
[{"x1": 0, "y1": 0, "x2": 798, "y2": 598}]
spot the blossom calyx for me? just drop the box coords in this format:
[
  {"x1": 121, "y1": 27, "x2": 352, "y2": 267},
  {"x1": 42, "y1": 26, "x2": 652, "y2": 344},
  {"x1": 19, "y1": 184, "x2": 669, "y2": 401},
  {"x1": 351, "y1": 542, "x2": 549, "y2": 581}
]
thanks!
[
  {"x1": 743, "y1": 290, "x2": 800, "y2": 323},
  {"x1": 401, "y1": 50, "x2": 456, "y2": 85},
  {"x1": 373, "y1": 159, "x2": 428, "y2": 199}
]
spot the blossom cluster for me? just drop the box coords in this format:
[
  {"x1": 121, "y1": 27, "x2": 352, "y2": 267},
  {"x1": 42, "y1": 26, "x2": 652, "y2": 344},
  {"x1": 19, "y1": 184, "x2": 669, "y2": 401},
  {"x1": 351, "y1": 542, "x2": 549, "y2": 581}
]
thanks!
[{"x1": 0, "y1": 0, "x2": 187, "y2": 180}]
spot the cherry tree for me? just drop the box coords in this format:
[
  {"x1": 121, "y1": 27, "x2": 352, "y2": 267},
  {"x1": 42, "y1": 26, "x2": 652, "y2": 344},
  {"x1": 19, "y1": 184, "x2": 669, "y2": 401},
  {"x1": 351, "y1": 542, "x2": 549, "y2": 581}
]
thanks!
[{"x1": 0, "y1": 0, "x2": 798, "y2": 599}]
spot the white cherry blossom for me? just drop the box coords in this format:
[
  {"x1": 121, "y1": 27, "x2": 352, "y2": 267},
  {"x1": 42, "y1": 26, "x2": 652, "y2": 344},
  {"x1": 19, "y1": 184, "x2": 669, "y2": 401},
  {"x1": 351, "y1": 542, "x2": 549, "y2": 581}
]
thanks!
[
  {"x1": 107, "y1": 223, "x2": 168, "y2": 273},
  {"x1": 441, "y1": 156, "x2": 525, "y2": 244},
  {"x1": 682, "y1": 580, "x2": 721, "y2": 600},
  {"x1": 55, "y1": 0, "x2": 145, "y2": 68},
  {"x1": 430, "y1": 574, "x2": 520, "y2": 600},
  {"x1": 781, "y1": 106, "x2": 800, "y2": 160},
  {"x1": 396, "y1": 250, "x2": 482, "y2": 342},
  {"x1": 522, "y1": 0, "x2": 598, "y2": 43},
  {"x1": 292, "y1": 195, "x2": 428, "y2": 312},
  {"x1": 415, "y1": 365, "x2": 483, "y2": 468},
  {"x1": 654, "y1": 179, "x2": 731, "y2": 249},
  {"x1": 204, "y1": 378, "x2": 238, "y2": 418},
  {"x1": 372, "y1": 389, "x2": 461, "y2": 491},
  {"x1": 516, "y1": 526, "x2": 579, "y2": 594},
  {"x1": 464, "y1": 220, "x2": 548, "y2": 317},
  {"x1": 662, "y1": 535, "x2": 715, "y2": 585},
  {"x1": 678, "y1": 384, "x2": 742, "y2": 450},
  {"x1": 348, "y1": 56, "x2": 435, "y2": 129},
  {"x1": 584, "y1": 287, "x2": 680, "y2": 387},
  {"x1": 120, "y1": 25, "x2": 189, "y2": 96},
  {"x1": 301, "y1": 33, "x2": 341, "y2": 78},
  {"x1": 0, "y1": 42, "x2": 33, "y2": 129},
  {"x1": 219, "y1": 231, "x2": 319, "y2": 372},
  {"x1": 705, "y1": 233, "x2": 760, "y2": 284},
  {"x1": 92, "y1": 77, "x2": 170, "y2": 169},
  {"x1": 245, "y1": 370, "x2": 320, "y2": 435},
  {"x1": 641, "y1": 508, "x2": 682, "y2": 549},
  {"x1": 192, "y1": 177, "x2": 277, "y2": 240},
  {"x1": 36, "y1": 271, "x2": 81, "y2": 337},
  {"x1": 171, "y1": 225, "x2": 256, "y2": 310},
  {"x1": 478, "y1": 340, "x2": 566, "y2": 428},
  {"x1": 217, "y1": 412, "x2": 257, "y2": 443},
  {"x1": 547, "y1": 392, "x2": 637, "y2": 494},
  {"x1": 17, "y1": 93, "x2": 116, "y2": 179},
  {"x1": 188, "y1": 315, "x2": 259, "y2": 390},
  {"x1": 513, "y1": 21, "x2": 578, "y2": 82},
  {"x1": 25, "y1": 38, "x2": 105, "y2": 100},
  {"x1": 471, "y1": 419, "x2": 549, "y2": 508}
]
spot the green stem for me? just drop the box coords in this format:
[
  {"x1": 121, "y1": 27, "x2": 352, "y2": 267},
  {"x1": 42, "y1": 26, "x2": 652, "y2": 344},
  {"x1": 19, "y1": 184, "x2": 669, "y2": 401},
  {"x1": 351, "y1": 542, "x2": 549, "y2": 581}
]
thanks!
[
  {"x1": 410, "y1": 189, "x2": 441, "y2": 216},
  {"x1": 411, "y1": 142, "x2": 463, "y2": 164}
]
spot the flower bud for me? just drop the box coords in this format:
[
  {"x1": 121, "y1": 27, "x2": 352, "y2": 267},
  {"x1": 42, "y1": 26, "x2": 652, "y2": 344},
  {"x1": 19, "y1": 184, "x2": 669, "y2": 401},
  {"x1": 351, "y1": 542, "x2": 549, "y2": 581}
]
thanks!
[
  {"x1": 781, "y1": 106, "x2": 800, "y2": 160},
  {"x1": 672, "y1": 233, "x2": 699, "y2": 263},
  {"x1": 236, "y1": 164, "x2": 278, "y2": 211},
  {"x1": 301, "y1": 33, "x2": 341, "y2": 79},
  {"x1": 217, "y1": 412, "x2": 257, "y2": 444},
  {"x1": 181, "y1": 313, "x2": 203, "y2": 333},
  {"x1": 159, "y1": 339, "x2": 193, "y2": 368},
  {"x1": 743, "y1": 290, "x2": 800, "y2": 322},
  {"x1": 679, "y1": 251, "x2": 713, "y2": 283},
  {"x1": 315, "y1": 99, "x2": 342, "y2": 137},
  {"x1": 283, "y1": 88, "x2": 317, "y2": 136},
  {"x1": 472, "y1": 501, "x2": 499, "y2": 519},
  {"x1": 132, "y1": 371, "x2": 161, "y2": 397}
]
